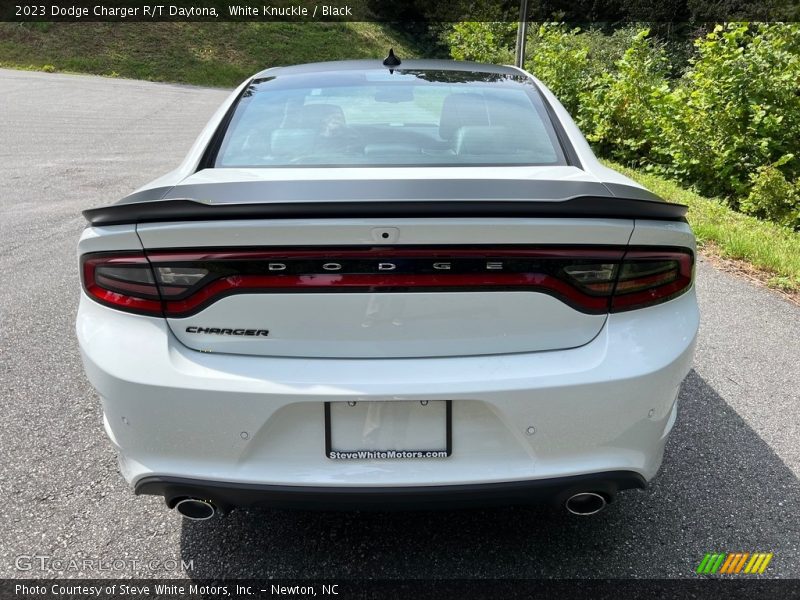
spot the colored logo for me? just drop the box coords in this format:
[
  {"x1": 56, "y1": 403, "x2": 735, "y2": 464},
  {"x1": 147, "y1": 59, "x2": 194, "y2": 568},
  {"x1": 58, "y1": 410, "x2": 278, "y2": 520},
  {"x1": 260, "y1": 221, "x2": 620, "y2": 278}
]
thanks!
[{"x1": 696, "y1": 552, "x2": 773, "y2": 575}]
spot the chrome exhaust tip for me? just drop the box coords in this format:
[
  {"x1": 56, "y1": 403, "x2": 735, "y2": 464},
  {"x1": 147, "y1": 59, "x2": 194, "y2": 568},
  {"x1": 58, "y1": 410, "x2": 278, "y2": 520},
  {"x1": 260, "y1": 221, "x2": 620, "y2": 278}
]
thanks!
[
  {"x1": 174, "y1": 498, "x2": 216, "y2": 520},
  {"x1": 564, "y1": 492, "x2": 607, "y2": 516}
]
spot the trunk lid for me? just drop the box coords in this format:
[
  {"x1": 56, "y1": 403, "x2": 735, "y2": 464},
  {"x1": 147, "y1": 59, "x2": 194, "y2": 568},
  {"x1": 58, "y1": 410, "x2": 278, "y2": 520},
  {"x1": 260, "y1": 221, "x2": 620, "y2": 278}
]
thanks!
[{"x1": 133, "y1": 170, "x2": 635, "y2": 358}]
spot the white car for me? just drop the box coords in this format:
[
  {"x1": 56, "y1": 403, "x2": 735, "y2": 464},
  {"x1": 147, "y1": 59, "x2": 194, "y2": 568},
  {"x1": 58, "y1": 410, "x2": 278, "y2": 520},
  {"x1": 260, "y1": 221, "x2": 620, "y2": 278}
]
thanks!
[{"x1": 77, "y1": 57, "x2": 698, "y2": 519}]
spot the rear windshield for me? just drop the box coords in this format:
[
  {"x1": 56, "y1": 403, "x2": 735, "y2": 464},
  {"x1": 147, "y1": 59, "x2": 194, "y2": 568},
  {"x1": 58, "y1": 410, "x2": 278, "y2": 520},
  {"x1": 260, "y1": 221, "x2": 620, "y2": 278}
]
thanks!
[{"x1": 213, "y1": 69, "x2": 567, "y2": 168}]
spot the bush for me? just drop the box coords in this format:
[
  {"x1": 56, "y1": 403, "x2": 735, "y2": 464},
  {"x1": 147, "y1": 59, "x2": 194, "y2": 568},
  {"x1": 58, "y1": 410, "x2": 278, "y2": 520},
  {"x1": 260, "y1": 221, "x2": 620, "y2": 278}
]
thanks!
[
  {"x1": 524, "y1": 24, "x2": 594, "y2": 117},
  {"x1": 740, "y1": 159, "x2": 800, "y2": 229},
  {"x1": 524, "y1": 24, "x2": 636, "y2": 120},
  {"x1": 661, "y1": 24, "x2": 800, "y2": 200},
  {"x1": 446, "y1": 22, "x2": 515, "y2": 64},
  {"x1": 579, "y1": 29, "x2": 673, "y2": 164},
  {"x1": 446, "y1": 22, "x2": 800, "y2": 229}
]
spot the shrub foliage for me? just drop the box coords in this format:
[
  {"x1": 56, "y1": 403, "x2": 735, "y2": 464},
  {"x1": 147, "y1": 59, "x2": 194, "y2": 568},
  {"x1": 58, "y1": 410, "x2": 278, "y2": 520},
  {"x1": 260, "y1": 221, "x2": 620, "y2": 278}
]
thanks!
[{"x1": 446, "y1": 22, "x2": 800, "y2": 229}]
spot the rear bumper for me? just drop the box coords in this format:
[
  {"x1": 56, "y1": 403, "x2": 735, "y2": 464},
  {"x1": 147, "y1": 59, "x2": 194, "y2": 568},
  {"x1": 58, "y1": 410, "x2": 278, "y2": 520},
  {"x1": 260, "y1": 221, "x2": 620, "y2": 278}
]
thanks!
[
  {"x1": 136, "y1": 471, "x2": 646, "y2": 511},
  {"x1": 77, "y1": 286, "x2": 698, "y2": 500}
]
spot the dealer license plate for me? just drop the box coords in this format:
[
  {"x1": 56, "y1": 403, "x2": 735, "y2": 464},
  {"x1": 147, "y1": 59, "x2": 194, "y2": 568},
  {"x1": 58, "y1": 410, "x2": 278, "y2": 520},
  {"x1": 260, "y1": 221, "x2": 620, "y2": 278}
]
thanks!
[{"x1": 325, "y1": 400, "x2": 452, "y2": 460}]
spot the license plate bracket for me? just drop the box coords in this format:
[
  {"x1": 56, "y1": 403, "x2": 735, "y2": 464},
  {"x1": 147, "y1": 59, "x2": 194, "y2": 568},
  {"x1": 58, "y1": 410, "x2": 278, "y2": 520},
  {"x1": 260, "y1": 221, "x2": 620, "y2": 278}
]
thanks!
[{"x1": 324, "y1": 400, "x2": 452, "y2": 460}]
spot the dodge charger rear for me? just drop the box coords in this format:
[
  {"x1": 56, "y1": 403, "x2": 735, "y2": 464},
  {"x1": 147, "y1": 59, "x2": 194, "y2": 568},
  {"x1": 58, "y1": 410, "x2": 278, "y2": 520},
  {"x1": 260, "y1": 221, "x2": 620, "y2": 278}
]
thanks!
[{"x1": 76, "y1": 59, "x2": 698, "y2": 518}]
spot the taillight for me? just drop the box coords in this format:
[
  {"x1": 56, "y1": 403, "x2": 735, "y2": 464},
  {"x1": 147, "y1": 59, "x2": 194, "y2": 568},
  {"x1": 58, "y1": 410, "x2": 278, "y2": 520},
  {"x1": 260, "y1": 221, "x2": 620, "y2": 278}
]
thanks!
[
  {"x1": 81, "y1": 253, "x2": 212, "y2": 316},
  {"x1": 80, "y1": 246, "x2": 693, "y2": 317},
  {"x1": 610, "y1": 249, "x2": 694, "y2": 312},
  {"x1": 561, "y1": 263, "x2": 618, "y2": 295},
  {"x1": 82, "y1": 253, "x2": 162, "y2": 316}
]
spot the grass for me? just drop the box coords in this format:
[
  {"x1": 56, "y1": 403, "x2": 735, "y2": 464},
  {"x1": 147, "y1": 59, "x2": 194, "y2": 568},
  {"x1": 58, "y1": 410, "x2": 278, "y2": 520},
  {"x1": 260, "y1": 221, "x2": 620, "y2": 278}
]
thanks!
[
  {"x1": 0, "y1": 22, "x2": 426, "y2": 87},
  {"x1": 607, "y1": 161, "x2": 800, "y2": 294}
]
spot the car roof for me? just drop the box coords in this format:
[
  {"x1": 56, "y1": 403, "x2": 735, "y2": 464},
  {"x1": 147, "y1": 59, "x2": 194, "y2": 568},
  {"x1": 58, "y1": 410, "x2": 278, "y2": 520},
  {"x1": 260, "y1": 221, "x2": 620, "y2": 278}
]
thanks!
[{"x1": 253, "y1": 59, "x2": 523, "y2": 79}]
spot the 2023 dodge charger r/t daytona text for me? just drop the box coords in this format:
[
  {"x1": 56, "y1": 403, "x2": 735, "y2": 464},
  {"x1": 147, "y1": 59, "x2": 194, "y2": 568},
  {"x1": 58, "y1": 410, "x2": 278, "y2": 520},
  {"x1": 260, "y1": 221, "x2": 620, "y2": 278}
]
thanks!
[{"x1": 76, "y1": 57, "x2": 698, "y2": 519}]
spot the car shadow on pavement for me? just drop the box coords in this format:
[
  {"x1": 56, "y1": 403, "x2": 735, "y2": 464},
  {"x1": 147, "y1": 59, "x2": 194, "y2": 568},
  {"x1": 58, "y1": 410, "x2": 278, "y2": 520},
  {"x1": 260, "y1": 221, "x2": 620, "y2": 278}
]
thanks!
[{"x1": 179, "y1": 370, "x2": 800, "y2": 578}]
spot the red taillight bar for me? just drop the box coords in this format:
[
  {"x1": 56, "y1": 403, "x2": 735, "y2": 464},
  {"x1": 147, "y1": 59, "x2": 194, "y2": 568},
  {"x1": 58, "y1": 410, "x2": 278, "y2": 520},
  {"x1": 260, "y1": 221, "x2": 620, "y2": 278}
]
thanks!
[
  {"x1": 611, "y1": 249, "x2": 694, "y2": 312},
  {"x1": 81, "y1": 254, "x2": 163, "y2": 315},
  {"x1": 80, "y1": 246, "x2": 693, "y2": 318},
  {"x1": 160, "y1": 272, "x2": 612, "y2": 316}
]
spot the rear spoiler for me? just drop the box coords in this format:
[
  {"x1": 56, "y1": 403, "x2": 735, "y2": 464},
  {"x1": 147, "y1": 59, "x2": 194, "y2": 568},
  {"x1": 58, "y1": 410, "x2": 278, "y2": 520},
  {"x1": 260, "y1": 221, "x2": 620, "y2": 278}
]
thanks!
[
  {"x1": 83, "y1": 179, "x2": 688, "y2": 226},
  {"x1": 84, "y1": 196, "x2": 687, "y2": 226}
]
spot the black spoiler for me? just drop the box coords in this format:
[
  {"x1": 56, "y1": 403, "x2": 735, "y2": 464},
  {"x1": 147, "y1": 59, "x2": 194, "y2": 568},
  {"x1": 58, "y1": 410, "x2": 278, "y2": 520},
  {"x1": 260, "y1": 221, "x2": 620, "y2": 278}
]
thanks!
[
  {"x1": 84, "y1": 196, "x2": 687, "y2": 226},
  {"x1": 82, "y1": 179, "x2": 687, "y2": 226}
]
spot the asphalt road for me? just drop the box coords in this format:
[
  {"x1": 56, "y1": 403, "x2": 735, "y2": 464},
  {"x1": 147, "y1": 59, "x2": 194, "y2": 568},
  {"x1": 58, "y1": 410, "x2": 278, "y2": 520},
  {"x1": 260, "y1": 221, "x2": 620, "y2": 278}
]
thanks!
[{"x1": 0, "y1": 69, "x2": 798, "y2": 580}]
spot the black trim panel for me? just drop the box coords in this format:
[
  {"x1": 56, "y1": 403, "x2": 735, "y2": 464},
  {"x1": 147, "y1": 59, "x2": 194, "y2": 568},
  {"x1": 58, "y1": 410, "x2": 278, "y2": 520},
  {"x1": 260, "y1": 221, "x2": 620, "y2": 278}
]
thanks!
[
  {"x1": 197, "y1": 78, "x2": 254, "y2": 172},
  {"x1": 84, "y1": 196, "x2": 686, "y2": 226},
  {"x1": 536, "y1": 89, "x2": 582, "y2": 169},
  {"x1": 135, "y1": 471, "x2": 646, "y2": 511}
]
